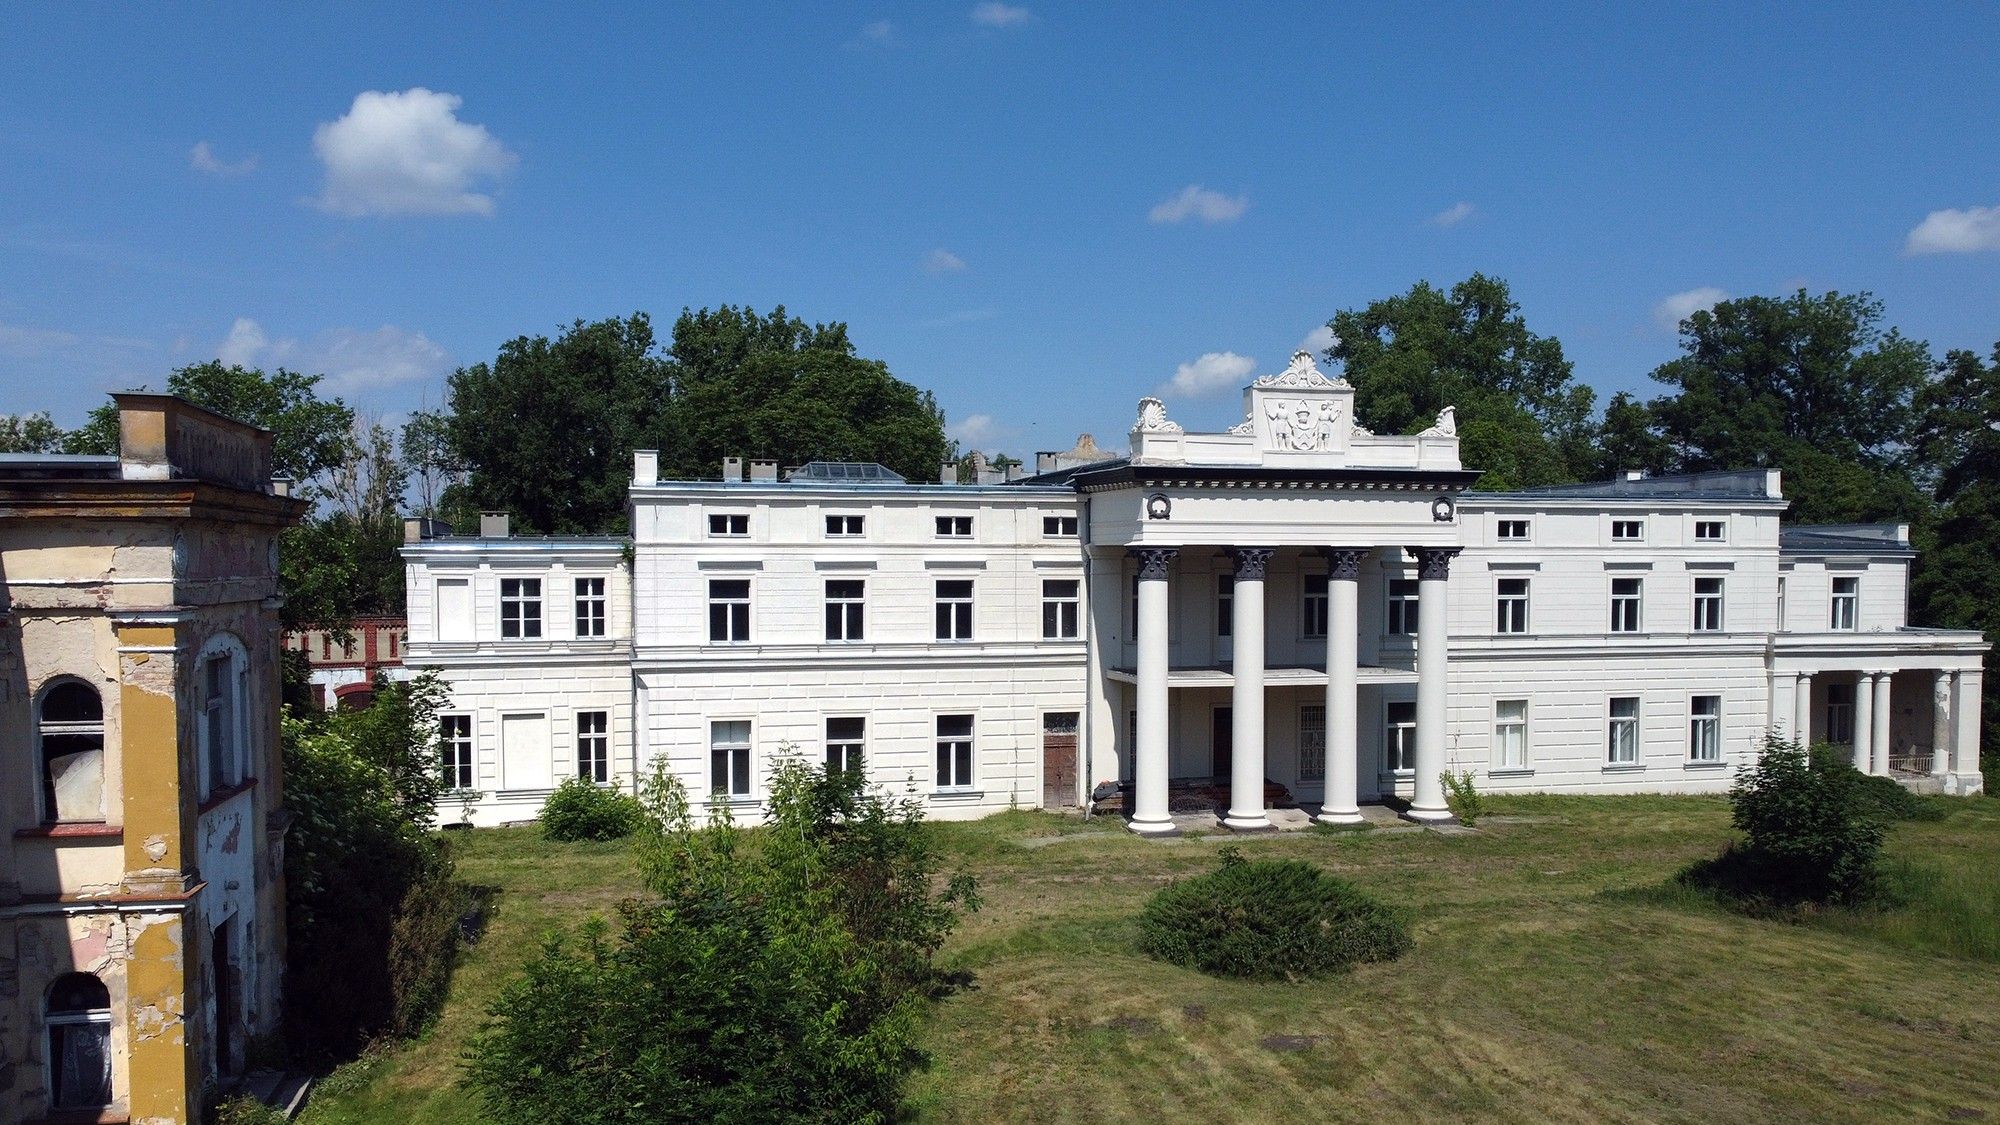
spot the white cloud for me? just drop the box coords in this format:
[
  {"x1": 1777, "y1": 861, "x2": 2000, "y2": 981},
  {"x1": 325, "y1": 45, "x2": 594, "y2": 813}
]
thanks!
[
  {"x1": 1161, "y1": 351, "x2": 1255, "y2": 398},
  {"x1": 1904, "y1": 205, "x2": 2000, "y2": 255},
  {"x1": 970, "y1": 2, "x2": 1033, "y2": 27},
  {"x1": 1299, "y1": 324, "x2": 1338, "y2": 354},
  {"x1": 1428, "y1": 201, "x2": 1475, "y2": 227},
  {"x1": 188, "y1": 141, "x2": 257, "y2": 176},
  {"x1": 214, "y1": 317, "x2": 452, "y2": 394},
  {"x1": 924, "y1": 248, "x2": 967, "y2": 273},
  {"x1": 948, "y1": 413, "x2": 1007, "y2": 447},
  {"x1": 1148, "y1": 184, "x2": 1248, "y2": 225},
  {"x1": 1653, "y1": 287, "x2": 1729, "y2": 332},
  {"x1": 310, "y1": 88, "x2": 517, "y2": 217}
]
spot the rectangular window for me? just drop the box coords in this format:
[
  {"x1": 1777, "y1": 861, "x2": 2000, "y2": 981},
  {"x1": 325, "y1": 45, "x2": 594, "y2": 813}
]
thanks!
[
  {"x1": 1495, "y1": 699, "x2": 1528, "y2": 768},
  {"x1": 935, "y1": 515, "x2": 973, "y2": 538},
  {"x1": 708, "y1": 579, "x2": 751, "y2": 643},
  {"x1": 1303, "y1": 575, "x2": 1329, "y2": 638},
  {"x1": 1385, "y1": 701, "x2": 1417, "y2": 772},
  {"x1": 1497, "y1": 518, "x2": 1530, "y2": 540},
  {"x1": 709, "y1": 720, "x2": 752, "y2": 797},
  {"x1": 1825, "y1": 683, "x2": 1855, "y2": 744},
  {"x1": 825, "y1": 514, "x2": 864, "y2": 537},
  {"x1": 1495, "y1": 577, "x2": 1530, "y2": 634},
  {"x1": 1042, "y1": 579, "x2": 1080, "y2": 639},
  {"x1": 1612, "y1": 519, "x2": 1644, "y2": 540},
  {"x1": 825, "y1": 579, "x2": 865, "y2": 642},
  {"x1": 1299, "y1": 705, "x2": 1326, "y2": 782},
  {"x1": 1693, "y1": 576, "x2": 1724, "y2": 631},
  {"x1": 440, "y1": 715, "x2": 474, "y2": 790},
  {"x1": 1694, "y1": 520, "x2": 1725, "y2": 541},
  {"x1": 936, "y1": 714, "x2": 974, "y2": 789},
  {"x1": 1689, "y1": 695, "x2": 1721, "y2": 762},
  {"x1": 1610, "y1": 577, "x2": 1642, "y2": 633},
  {"x1": 1217, "y1": 575, "x2": 1234, "y2": 637},
  {"x1": 574, "y1": 577, "x2": 606, "y2": 638},
  {"x1": 935, "y1": 579, "x2": 974, "y2": 641},
  {"x1": 1830, "y1": 576, "x2": 1858, "y2": 631},
  {"x1": 1607, "y1": 697, "x2": 1640, "y2": 765},
  {"x1": 576, "y1": 710, "x2": 609, "y2": 783},
  {"x1": 708, "y1": 513, "x2": 749, "y2": 537},
  {"x1": 1042, "y1": 514, "x2": 1078, "y2": 537},
  {"x1": 1387, "y1": 579, "x2": 1419, "y2": 635},
  {"x1": 826, "y1": 717, "x2": 865, "y2": 774},
  {"x1": 500, "y1": 577, "x2": 543, "y2": 639},
  {"x1": 1777, "y1": 575, "x2": 1789, "y2": 632}
]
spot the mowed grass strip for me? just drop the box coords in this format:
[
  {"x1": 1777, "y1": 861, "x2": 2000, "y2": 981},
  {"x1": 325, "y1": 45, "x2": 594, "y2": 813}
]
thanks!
[{"x1": 301, "y1": 795, "x2": 2000, "y2": 1125}]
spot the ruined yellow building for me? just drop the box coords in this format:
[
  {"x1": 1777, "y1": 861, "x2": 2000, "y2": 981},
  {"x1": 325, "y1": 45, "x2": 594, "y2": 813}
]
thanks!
[{"x1": 1, "y1": 395, "x2": 302, "y2": 1124}]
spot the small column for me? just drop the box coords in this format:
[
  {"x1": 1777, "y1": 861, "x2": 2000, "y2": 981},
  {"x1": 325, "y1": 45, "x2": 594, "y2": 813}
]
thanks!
[
  {"x1": 1852, "y1": 673, "x2": 1874, "y2": 773},
  {"x1": 1129, "y1": 547, "x2": 1178, "y2": 835},
  {"x1": 1870, "y1": 671, "x2": 1894, "y2": 776},
  {"x1": 1931, "y1": 671, "x2": 1953, "y2": 777},
  {"x1": 1792, "y1": 672, "x2": 1813, "y2": 744},
  {"x1": 1952, "y1": 669, "x2": 1984, "y2": 793},
  {"x1": 1223, "y1": 548, "x2": 1276, "y2": 831},
  {"x1": 1317, "y1": 548, "x2": 1369, "y2": 826},
  {"x1": 1407, "y1": 546, "x2": 1461, "y2": 822}
]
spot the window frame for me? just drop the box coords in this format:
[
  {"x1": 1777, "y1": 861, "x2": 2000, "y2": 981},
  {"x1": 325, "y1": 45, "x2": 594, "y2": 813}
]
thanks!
[
  {"x1": 1494, "y1": 698, "x2": 1529, "y2": 769},
  {"x1": 1825, "y1": 683, "x2": 1856, "y2": 745},
  {"x1": 1298, "y1": 704, "x2": 1326, "y2": 782},
  {"x1": 45, "y1": 973, "x2": 113, "y2": 1111},
  {"x1": 1495, "y1": 577, "x2": 1530, "y2": 635},
  {"x1": 934, "y1": 514, "x2": 973, "y2": 538},
  {"x1": 1692, "y1": 576, "x2": 1725, "y2": 632},
  {"x1": 1693, "y1": 519, "x2": 1726, "y2": 542},
  {"x1": 1042, "y1": 514, "x2": 1079, "y2": 538},
  {"x1": 824, "y1": 578, "x2": 866, "y2": 642},
  {"x1": 1303, "y1": 574, "x2": 1329, "y2": 638},
  {"x1": 1610, "y1": 576, "x2": 1643, "y2": 633},
  {"x1": 935, "y1": 713, "x2": 975, "y2": 790},
  {"x1": 1041, "y1": 578, "x2": 1080, "y2": 640},
  {"x1": 1606, "y1": 697, "x2": 1641, "y2": 765},
  {"x1": 1216, "y1": 574, "x2": 1234, "y2": 638},
  {"x1": 36, "y1": 677, "x2": 106, "y2": 824},
  {"x1": 824, "y1": 513, "x2": 865, "y2": 538},
  {"x1": 573, "y1": 576, "x2": 607, "y2": 638},
  {"x1": 1386, "y1": 578, "x2": 1419, "y2": 636},
  {"x1": 1830, "y1": 575, "x2": 1859, "y2": 631},
  {"x1": 1688, "y1": 695, "x2": 1722, "y2": 763},
  {"x1": 1611, "y1": 518, "x2": 1645, "y2": 541},
  {"x1": 440, "y1": 714, "x2": 475, "y2": 791},
  {"x1": 1496, "y1": 518, "x2": 1530, "y2": 541},
  {"x1": 576, "y1": 710, "x2": 610, "y2": 784},
  {"x1": 825, "y1": 716, "x2": 866, "y2": 774},
  {"x1": 935, "y1": 578, "x2": 974, "y2": 641},
  {"x1": 1384, "y1": 700, "x2": 1417, "y2": 773},
  {"x1": 707, "y1": 512, "x2": 750, "y2": 538},
  {"x1": 707, "y1": 578, "x2": 752, "y2": 644},
  {"x1": 709, "y1": 719, "x2": 754, "y2": 799},
  {"x1": 499, "y1": 576, "x2": 544, "y2": 639}
]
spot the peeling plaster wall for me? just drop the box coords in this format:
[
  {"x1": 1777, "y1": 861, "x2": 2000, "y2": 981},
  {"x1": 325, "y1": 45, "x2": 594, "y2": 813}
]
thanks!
[{"x1": 0, "y1": 911, "x2": 139, "y2": 1122}]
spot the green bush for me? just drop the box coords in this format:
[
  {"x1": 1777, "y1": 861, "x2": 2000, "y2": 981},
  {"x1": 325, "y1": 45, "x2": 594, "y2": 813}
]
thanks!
[
  {"x1": 467, "y1": 754, "x2": 979, "y2": 1124},
  {"x1": 1685, "y1": 735, "x2": 1886, "y2": 905},
  {"x1": 1138, "y1": 848, "x2": 1411, "y2": 980},
  {"x1": 540, "y1": 777, "x2": 645, "y2": 841},
  {"x1": 1441, "y1": 768, "x2": 1484, "y2": 826},
  {"x1": 1806, "y1": 745, "x2": 1948, "y2": 822}
]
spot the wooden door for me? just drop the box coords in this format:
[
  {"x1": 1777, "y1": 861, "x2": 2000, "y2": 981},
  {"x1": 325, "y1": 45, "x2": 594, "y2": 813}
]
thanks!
[{"x1": 1042, "y1": 712, "x2": 1078, "y2": 808}]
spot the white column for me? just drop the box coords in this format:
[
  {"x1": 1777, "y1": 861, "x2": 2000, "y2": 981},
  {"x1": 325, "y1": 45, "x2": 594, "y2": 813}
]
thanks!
[
  {"x1": 1317, "y1": 548, "x2": 1368, "y2": 826},
  {"x1": 1852, "y1": 673, "x2": 1874, "y2": 773},
  {"x1": 1952, "y1": 669, "x2": 1984, "y2": 792},
  {"x1": 1129, "y1": 547, "x2": 1178, "y2": 835},
  {"x1": 1932, "y1": 670, "x2": 1953, "y2": 777},
  {"x1": 1407, "y1": 546, "x2": 1460, "y2": 822},
  {"x1": 1792, "y1": 672, "x2": 1813, "y2": 745},
  {"x1": 1870, "y1": 671, "x2": 1893, "y2": 776},
  {"x1": 1224, "y1": 548, "x2": 1275, "y2": 831}
]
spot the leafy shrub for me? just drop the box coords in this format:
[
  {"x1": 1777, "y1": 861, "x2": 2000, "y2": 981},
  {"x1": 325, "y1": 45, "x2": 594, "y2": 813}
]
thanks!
[
  {"x1": 1139, "y1": 847, "x2": 1411, "y2": 980},
  {"x1": 1684, "y1": 735, "x2": 1885, "y2": 905},
  {"x1": 1805, "y1": 745, "x2": 1948, "y2": 822},
  {"x1": 213, "y1": 1095, "x2": 291, "y2": 1125},
  {"x1": 1440, "y1": 768, "x2": 1484, "y2": 826},
  {"x1": 467, "y1": 753, "x2": 979, "y2": 1125},
  {"x1": 539, "y1": 777, "x2": 645, "y2": 841}
]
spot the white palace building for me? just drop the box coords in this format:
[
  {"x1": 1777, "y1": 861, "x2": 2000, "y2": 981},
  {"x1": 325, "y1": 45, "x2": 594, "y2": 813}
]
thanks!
[{"x1": 403, "y1": 353, "x2": 1987, "y2": 831}]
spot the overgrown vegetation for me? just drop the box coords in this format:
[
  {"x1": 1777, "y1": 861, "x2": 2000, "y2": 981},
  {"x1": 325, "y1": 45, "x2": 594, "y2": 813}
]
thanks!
[
  {"x1": 1440, "y1": 767, "x2": 1484, "y2": 826},
  {"x1": 1680, "y1": 735, "x2": 1886, "y2": 906},
  {"x1": 284, "y1": 673, "x2": 466, "y2": 1062},
  {"x1": 538, "y1": 777, "x2": 645, "y2": 841},
  {"x1": 465, "y1": 754, "x2": 979, "y2": 1124},
  {"x1": 1138, "y1": 846, "x2": 1410, "y2": 980}
]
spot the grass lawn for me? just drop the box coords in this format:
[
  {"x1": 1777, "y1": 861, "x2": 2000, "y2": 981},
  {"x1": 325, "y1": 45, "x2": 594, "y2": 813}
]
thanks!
[{"x1": 299, "y1": 795, "x2": 2000, "y2": 1124}]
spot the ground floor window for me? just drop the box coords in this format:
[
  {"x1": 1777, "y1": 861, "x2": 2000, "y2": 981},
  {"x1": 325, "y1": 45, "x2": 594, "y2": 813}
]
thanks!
[
  {"x1": 826, "y1": 716, "x2": 865, "y2": 774},
  {"x1": 710, "y1": 720, "x2": 752, "y2": 797},
  {"x1": 1298, "y1": 705, "x2": 1325, "y2": 781},
  {"x1": 440, "y1": 714, "x2": 474, "y2": 790},
  {"x1": 1689, "y1": 695, "x2": 1721, "y2": 762},
  {"x1": 1607, "y1": 697, "x2": 1640, "y2": 764},
  {"x1": 1825, "y1": 683, "x2": 1855, "y2": 745},
  {"x1": 936, "y1": 714, "x2": 974, "y2": 789},
  {"x1": 46, "y1": 973, "x2": 112, "y2": 1109},
  {"x1": 577, "y1": 710, "x2": 609, "y2": 783},
  {"x1": 1385, "y1": 701, "x2": 1416, "y2": 772},
  {"x1": 1494, "y1": 699, "x2": 1528, "y2": 768}
]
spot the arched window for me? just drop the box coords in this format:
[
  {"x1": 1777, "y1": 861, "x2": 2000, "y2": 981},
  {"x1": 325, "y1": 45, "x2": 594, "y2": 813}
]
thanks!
[
  {"x1": 38, "y1": 680, "x2": 105, "y2": 823},
  {"x1": 198, "y1": 635, "x2": 250, "y2": 795},
  {"x1": 46, "y1": 972, "x2": 113, "y2": 1109}
]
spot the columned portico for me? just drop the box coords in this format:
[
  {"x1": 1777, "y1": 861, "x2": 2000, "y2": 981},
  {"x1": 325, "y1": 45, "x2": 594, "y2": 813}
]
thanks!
[
  {"x1": 1852, "y1": 672, "x2": 1875, "y2": 772},
  {"x1": 1316, "y1": 547, "x2": 1368, "y2": 825},
  {"x1": 1128, "y1": 547, "x2": 1179, "y2": 834},
  {"x1": 1223, "y1": 548, "x2": 1276, "y2": 831},
  {"x1": 1870, "y1": 671, "x2": 1893, "y2": 776},
  {"x1": 1932, "y1": 671, "x2": 1952, "y2": 777},
  {"x1": 1407, "y1": 546, "x2": 1460, "y2": 822}
]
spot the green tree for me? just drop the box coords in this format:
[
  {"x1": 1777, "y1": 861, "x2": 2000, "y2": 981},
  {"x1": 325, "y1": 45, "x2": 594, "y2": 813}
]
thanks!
[
  {"x1": 0, "y1": 411, "x2": 65, "y2": 453},
  {"x1": 1648, "y1": 290, "x2": 1931, "y2": 525},
  {"x1": 1322, "y1": 274, "x2": 1595, "y2": 489},
  {"x1": 1592, "y1": 391, "x2": 1673, "y2": 479},
  {"x1": 400, "y1": 408, "x2": 464, "y2": 525},
  {"x1": 443, "y1": 314, "x2": 673, "y2": 535},
  {"x1": 658, "y1": 306, "x2": 948, "y2": 485}
]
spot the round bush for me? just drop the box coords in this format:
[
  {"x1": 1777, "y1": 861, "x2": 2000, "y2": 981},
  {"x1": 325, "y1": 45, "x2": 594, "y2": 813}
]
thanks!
[
  {"x1": 540, "y1": 778, "x2": 645, "y2": 842},
  {"x1": 1138, "y1": 849, "x2": 1411, "y2": 979}
]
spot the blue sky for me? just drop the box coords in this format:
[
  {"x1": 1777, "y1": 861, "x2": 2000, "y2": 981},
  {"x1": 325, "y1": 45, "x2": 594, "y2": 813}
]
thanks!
[{"x1": 3, "y1": 2, "x2": 1997, "y2": 462}]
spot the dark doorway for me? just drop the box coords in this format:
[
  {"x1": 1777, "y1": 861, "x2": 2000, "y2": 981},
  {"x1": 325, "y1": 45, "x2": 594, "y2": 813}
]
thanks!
[
  {"x1": 211, "y1": 921, "x2": 234, "y2": 1078},
  {"x1": 1212, "y1": 706, "x2": 1233, "y2": 779},
  {"x1": 1042, "y1": 712, "x2": 1079, "y2": 809}
]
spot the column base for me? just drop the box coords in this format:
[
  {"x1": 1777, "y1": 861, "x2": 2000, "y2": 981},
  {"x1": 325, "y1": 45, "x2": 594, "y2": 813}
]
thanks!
[
  {"x1": 1314, "y1": 810, "x2": 1365, "y2": 827},
  {"x1": 1947, "y1": 773, "x2": 1987, "y2": 797},
  {"x1": 1222, "y1": 815, "x2": 1276, "y2": 833},
  {"x1": 1128, "y1": 817, "x2": 1181, "y2": 837},
  {"x1": 1401, "y1": 806, "x2": 1456, "y2": 825}
]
